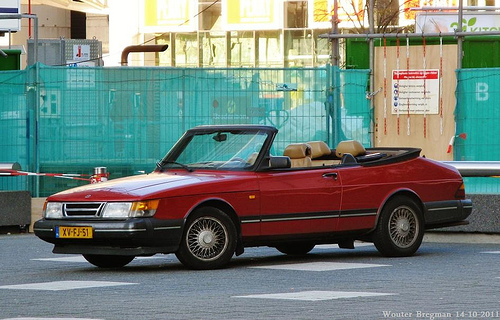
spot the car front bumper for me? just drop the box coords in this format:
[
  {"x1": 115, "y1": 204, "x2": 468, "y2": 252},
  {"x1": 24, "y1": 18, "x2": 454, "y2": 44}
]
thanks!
[{"x1": 33, "y1": 217, "x2": 184, "y2": 256}]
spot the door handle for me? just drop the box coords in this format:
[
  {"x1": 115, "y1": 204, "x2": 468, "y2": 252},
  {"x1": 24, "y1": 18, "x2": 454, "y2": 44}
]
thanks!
[{"x1": 322, "y1": 172, "x2": 338, "y2": 180}]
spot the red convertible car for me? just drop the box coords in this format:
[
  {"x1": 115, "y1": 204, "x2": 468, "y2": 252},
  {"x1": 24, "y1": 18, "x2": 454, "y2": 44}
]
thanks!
[{"x1": 34, "y1": 125, "x2": 472, "y2": 269}]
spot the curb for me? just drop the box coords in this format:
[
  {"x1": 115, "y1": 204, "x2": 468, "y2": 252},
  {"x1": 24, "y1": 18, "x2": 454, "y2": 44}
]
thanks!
[{"x1": 424, "y1": 232, "x2": 500, "y2": 244}]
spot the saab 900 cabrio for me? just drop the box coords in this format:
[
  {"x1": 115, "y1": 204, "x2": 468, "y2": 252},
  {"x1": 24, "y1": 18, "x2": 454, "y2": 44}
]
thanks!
[{"x1": 34, "y1": 125, "x2": 472, "y2": 269}]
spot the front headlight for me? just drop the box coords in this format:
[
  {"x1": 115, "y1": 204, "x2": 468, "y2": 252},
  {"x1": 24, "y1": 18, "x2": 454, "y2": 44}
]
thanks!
[
  {"x1": 43, "y1": 202, "x2": 63, "y2": 219},
  {"x1": 101, "y1": 202, "x2": 132, "y2": 219},
  {"x1": 101, "y1": 200, "x2": 159, "y2": 219}
]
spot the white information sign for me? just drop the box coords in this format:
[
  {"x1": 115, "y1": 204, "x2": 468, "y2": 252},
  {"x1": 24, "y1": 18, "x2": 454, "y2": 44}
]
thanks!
[
  {"x1": 392, "y1": 69, "x2": 440, "y2": 115},
  {"x1": 0, "y1": 0, "x2": 21, "y2": 32},
  {"x1": 73, "y1": 44, "x2": 91, "y2": 61}
]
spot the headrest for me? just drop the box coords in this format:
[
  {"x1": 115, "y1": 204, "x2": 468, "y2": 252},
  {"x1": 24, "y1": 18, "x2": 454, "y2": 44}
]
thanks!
[
  {"x1": 283, "y1": 143, "x2": 312, "y2": 159},
  {"x1": 335, "y1": 140, "x2": 366, "y2": 158},
  {"x1": 307, "y1": 141, "x2": 332, "y2": 158}
]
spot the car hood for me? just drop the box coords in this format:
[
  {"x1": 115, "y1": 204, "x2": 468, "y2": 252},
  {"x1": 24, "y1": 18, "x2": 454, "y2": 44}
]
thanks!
[{"x1": 48, "y1": 171, "x2": 258, "y2": 202}]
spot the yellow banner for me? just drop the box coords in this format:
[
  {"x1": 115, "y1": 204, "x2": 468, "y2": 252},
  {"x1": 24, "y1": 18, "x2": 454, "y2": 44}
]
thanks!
[
  {"x1": 143, "y1": 0, "x2": 198, "y2": 32},
  {"x1": 309, "y1": 0, "x2": 365, "y2": 28},
  {"x1": 223, "y1": 0, "x2": 281, "y2": 31}
]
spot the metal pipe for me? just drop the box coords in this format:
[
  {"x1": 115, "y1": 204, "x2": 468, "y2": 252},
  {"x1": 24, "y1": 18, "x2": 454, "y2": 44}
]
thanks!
[
  {"x1": 457, "y1": 0, "x2": 464, "y2": 69},
  {"x1": 0, "y1": 162, "x2": 21, "y2": 171},
  {"x1": 320, "y1": 30, "x2": 500, "y2": 39},
  {"x1": 29, "y1": 0, "x2": 32, "y2": 38},
  {"x1": 331, "y1": 0, "x2": 339, "y2": 66},
  {"x1": 33, "y1": 15, "x2": 38, "y2": 65},
  {"x1": 368, "y1": 0, "x2": 375, "y2": 147},
  {"x1": 120, "y1": 44, "x2": 168, "y2": 66},
  {"x1": 411, "y1": 6, "x2": 500, "y2": 11},
  {"x1": 442, "y1": 161, "x2": 500, "y2": 177},
  {"x1": 0, "y1": 14, "x2": 37, "y2": 21}
]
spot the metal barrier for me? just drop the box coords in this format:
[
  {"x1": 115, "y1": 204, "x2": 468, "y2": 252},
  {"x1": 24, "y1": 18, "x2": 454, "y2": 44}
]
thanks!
[
  {"x1": 442, "y1": 161, "x2": 500, "y2": 177},
  {"x1": 0, "y1": 166, "x2": 108, "y2": 183},
  {"x1": 0, "y1": 162, "x2": 21, "y2": 171}
]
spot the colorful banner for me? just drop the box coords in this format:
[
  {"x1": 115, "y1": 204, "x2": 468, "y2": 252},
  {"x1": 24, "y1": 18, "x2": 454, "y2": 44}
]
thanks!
[
  {"x1": 416, "y1": 12, "x2": 500, "y2": 33},
  {"x1": 222, "y1": 0, "x2": 282, "y2": 31},
  {"x1": 143, "y1": 0, "x2": 198, "y2": 33}
]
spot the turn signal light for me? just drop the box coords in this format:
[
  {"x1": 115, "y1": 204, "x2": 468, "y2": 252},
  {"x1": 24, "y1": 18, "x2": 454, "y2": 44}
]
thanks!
[
  {"x1": 131, "y1": 199, "x2": 160, "y2": 217},
  {"x1": 455, "y1": 183, "x2": 466, "y2": 199}
]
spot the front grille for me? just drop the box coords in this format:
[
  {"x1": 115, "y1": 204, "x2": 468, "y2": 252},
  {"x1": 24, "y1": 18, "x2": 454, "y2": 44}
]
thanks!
[{"x1": 63, "y1": 202, "x2": 105, "y2": 218}]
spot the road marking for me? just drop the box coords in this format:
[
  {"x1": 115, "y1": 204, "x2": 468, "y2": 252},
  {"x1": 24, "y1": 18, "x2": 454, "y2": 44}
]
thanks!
[
  {"x1": 250, "y1": 261, "x2": 390, "y2": 272},
  {"x1": 233, "y1": 290, "x2": 394, "y2": 301},
  {"x1": 0, "y1": 280, "x2": 137, "y2": 291},
  {"x1": 31, "y1": 256, "x2": 164, "y2": 263},
  {"x1": 32, "y1": 256, "x2": 87, "y2": 263},
  {"x1": 482, "y1": 251, "x2": 500, "y2": 254},
  {"x1": 2, "y1": 318, "x2": 102, "y2": 320},
  {"x1": 314, "y1": 243, "x2": 374, "y2": 250}
]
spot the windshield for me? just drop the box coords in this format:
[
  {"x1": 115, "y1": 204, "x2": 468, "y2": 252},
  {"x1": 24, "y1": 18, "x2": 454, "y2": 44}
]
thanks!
[{"x1": 161, "y1": 130, "x2": 269, "y2": 170}]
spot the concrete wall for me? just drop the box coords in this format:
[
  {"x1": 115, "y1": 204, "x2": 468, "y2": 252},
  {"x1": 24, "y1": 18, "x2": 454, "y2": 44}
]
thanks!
[
  {"x1": 86, "y1": 13, "x2": 109, "y2": 54},
  {"x1": 441, "y1": 194, "x2": 500, "y2": 233},
  {"x1": 30, "y1": 197, "x2": 46, "y2": 233},
  {"x1": 0, "y1": 191, "x2": 31, "y2": 227}
]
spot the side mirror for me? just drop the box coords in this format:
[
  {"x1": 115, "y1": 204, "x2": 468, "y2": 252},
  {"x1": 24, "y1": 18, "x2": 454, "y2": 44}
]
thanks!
[{"x1": 269, "y1": 156, "x2": 291, "y2": 169}]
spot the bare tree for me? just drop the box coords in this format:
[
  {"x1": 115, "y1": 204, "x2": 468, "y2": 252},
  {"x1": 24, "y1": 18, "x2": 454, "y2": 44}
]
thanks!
[{"x1": 315, "y1": 0, "x2": 416, "y2": 34}]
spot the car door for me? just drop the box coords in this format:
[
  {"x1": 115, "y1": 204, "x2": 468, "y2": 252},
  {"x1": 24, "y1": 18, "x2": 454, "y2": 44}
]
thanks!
[
  {"x1": 256, "y1": 167, "x2": 342, "y2": 236},
  {"x1": 336, "y1": 165, "x2": 382, "y2": 232}
]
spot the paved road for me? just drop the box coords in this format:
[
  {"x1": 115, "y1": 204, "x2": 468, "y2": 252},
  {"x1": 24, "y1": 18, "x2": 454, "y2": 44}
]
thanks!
[{"x1": 0, "y1": 234, "x2": 499, "y2": 320}]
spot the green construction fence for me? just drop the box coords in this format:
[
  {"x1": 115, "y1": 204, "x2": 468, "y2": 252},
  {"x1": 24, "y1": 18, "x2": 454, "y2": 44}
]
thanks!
[{"x1": 0, "y1": 64, "x2": 370, "y2": 196}]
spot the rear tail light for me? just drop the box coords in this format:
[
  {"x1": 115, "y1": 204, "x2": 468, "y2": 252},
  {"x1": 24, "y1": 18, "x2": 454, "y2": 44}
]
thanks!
[{"x1": 455, "y1": 183, "x2": 466, "y2": 199}]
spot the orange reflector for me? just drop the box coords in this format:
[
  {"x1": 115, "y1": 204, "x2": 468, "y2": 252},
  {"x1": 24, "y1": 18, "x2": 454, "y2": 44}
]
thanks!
[
  {"x1": 455, "y1": 183, "x2": 466, "y2": 199},
  {"x1": 132, "y1": 199, "x2": 160, "y2": 211}
]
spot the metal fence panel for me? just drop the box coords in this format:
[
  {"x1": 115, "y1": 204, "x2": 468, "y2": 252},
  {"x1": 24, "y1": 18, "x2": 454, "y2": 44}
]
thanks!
[
  {"x1": 455, "y1": 68, "x2": 500, "y2": 193},
  {"x1": 3, "y1": 65, "x2": 498, "y2": 195},
  {"x1": 0, "y1": 69, "x2": 29, "y2": 191}
]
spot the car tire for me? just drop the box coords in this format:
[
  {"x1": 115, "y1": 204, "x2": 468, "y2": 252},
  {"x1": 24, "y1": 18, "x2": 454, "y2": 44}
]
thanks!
[
  {"x1": 373, "y1": 196, "x2": 424, "y2": 257},
  {"x1": 276, "y1": 243, "x2": 315, "y2": 255},
  {"x1": 175, "y1": 207, "x2": 237, "y2": 270},
  {"x1": 82, "y1": 254, "x2": 135, "y2": 268}
]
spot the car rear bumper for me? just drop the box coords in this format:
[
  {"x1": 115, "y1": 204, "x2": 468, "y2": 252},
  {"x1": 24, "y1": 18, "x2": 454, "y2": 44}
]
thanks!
[
  {"x1": 33, "y1": 217, "x2": 184, "y2": 256},
  {"x1": 424, "y1": 199, "x2": 473, "y2": 229}
]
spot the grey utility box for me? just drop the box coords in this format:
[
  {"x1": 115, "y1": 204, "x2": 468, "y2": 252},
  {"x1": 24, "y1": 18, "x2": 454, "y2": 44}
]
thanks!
[{"x1": 28, "y1": 38, "x2": 103, "y2": 66}]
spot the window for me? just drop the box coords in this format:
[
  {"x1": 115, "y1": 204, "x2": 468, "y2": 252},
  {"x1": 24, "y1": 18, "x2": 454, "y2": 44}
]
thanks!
[
  {"x1": 285, "y1": 29, "x2": 313, "y2": 67},
  {"x1": 285, "y1": 1, "x2": 308, "y2": 29},
  {"x1": 200, "y1": 32, "x2": 227, "y2": 67},
  {"x1": 257, "y1": 31, "x2": 282, "y2": 67},
  {"x1": 229, "y1": 31, "x2": 255, "y2": 67},
  {"x1": 175, "y1": 33, "x2": 198, "y2": 67},
  {"x1": 199, "y1": 0, "x2": 222, "y2": 31}
]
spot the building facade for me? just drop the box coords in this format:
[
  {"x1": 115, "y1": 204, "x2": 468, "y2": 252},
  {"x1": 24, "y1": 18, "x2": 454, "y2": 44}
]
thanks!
[{"x1": 3, "y1": 0, "x2": 500, "y2": 68}]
